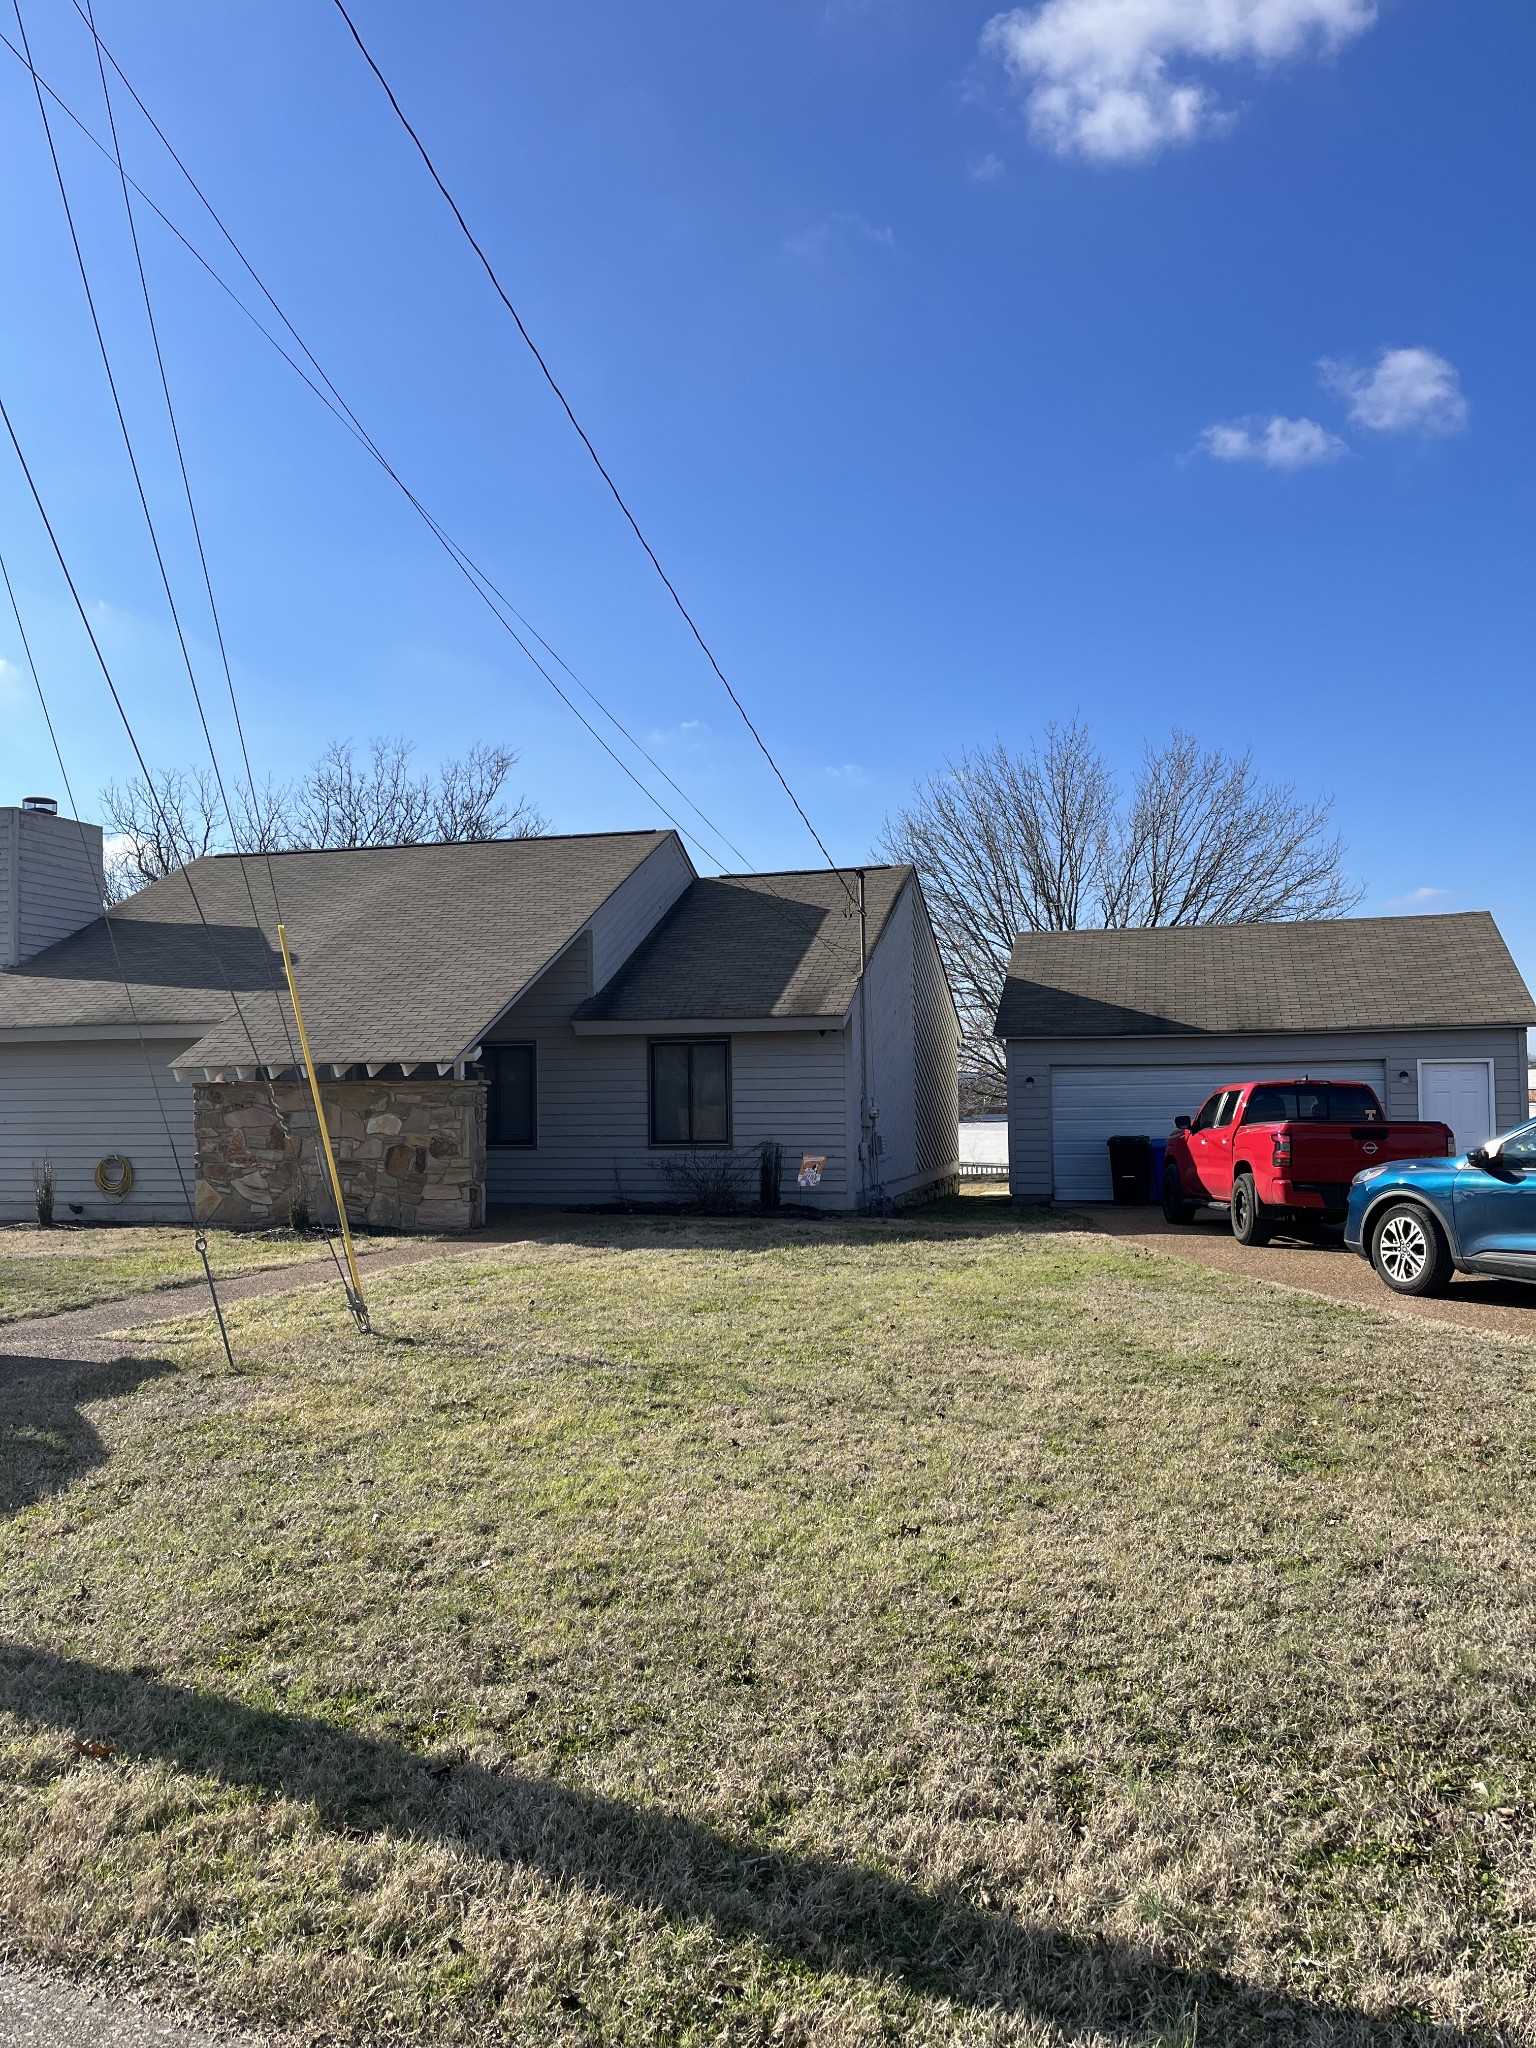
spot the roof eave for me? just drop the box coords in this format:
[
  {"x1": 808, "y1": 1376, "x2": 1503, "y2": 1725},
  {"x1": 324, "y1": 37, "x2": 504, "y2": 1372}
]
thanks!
[{"x1": 572, "y1": 1010, "x2": 851, "y2": 1036}]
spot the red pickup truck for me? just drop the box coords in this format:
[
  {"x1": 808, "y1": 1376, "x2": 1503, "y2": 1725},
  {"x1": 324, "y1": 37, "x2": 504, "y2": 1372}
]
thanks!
[{"x1": 1161, "y1": 1080, "x2": 1454, "y2": 1245}]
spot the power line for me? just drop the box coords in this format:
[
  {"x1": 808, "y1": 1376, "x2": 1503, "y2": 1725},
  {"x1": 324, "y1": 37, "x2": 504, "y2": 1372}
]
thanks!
[
  {"x1": 13, "y1": 0, "x2": 351, "y2": 1293},
  {"x1": 79, "y1": 0, "x2": 357, "y2": 1300},
  {"x1": 0, "y1": 545, "x2": 234, "y2": 1368},
  {"x1": 5, "y1": 14, "x2": 873, "y2": 1005},
  {"x1": 37, "y1": 4, "x2": 748, "y2": 876},
  {"x1": 328, "y1": 0, "x2": 854, "y2": 899}
]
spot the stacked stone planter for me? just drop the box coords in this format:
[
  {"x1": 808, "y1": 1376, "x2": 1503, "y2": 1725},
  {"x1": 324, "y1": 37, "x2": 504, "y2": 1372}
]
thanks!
[{"x1": 194, "y1": 1079, "x2": 486, "y2": 1232}]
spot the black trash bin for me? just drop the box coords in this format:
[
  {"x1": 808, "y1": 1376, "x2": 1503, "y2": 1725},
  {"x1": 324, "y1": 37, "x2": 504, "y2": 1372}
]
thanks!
[{"x1": 1106, "y1": 1134, "x2": 1152, "y2": 1204}]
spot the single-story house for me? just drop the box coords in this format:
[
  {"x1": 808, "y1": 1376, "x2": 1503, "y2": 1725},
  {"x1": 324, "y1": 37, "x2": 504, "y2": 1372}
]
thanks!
[
  {"x1": 994, "y1": 914, "x2": 1536, "y2": 1204},
  {"x1": 0, "y1": 801, "x2": 958, "y2": 1227}
]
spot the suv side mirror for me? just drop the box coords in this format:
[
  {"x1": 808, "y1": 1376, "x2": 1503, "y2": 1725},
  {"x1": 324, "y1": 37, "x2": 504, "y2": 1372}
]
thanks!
[{"x1": 1174, "y1": 1115, "x2": 1191, "y2": 1130}]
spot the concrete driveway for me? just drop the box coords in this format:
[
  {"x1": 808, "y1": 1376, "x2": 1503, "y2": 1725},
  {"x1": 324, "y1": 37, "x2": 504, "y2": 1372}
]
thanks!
[{"x1": 1085, "y1": 1204, "x2": 1536, "y2": 1342}]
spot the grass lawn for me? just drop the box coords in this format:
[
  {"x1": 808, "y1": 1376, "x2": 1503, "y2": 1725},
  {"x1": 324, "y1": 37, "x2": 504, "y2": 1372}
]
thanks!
[
  {"x1": 0, "y1": 1224, "x2": 377, "y2": 1325},
  {"x1": 0, "y1": 1197, "x2": 1532, "y2": 2046}
]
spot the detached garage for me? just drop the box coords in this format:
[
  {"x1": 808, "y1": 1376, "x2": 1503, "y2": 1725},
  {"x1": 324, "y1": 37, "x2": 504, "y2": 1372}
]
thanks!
[{"x1": 995, "y1": 914, "x2": 1536, "y2": 1204}]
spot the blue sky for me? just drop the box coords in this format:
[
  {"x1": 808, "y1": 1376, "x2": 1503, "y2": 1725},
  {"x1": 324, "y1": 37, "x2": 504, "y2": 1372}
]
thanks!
[{"x1": 1, "y1": 2, "x2": 1531, "y2": 981}]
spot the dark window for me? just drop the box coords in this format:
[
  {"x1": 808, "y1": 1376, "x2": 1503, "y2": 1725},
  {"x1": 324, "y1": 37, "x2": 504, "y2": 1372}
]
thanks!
[
  {"x1": 1189, "y1": 1093, "x2": 1224, "y2": 1132},
  {"x1": 1244, "y1": 1087, "x2": 1298, "y2": 1124},
  {"x1": 486, "y1": 1043, "x2": 536, "y2": 1146},
  {"x1": 1244, "y1": 1084, "x2": 1382, "y2": 1126},
  {"x1": 1213, "y1": 1090, "x2": 1240, "y2": 1127},
  {"x1": 1498, "y1": 1123, "x2": 1536, "y2": 1165},
  {"x1": 1327, "y1": 1085, "x2": 1383, "y2": 1123},
  {"x1": 649, "y1": 1040, "x2": 730, "y2": 1146}
]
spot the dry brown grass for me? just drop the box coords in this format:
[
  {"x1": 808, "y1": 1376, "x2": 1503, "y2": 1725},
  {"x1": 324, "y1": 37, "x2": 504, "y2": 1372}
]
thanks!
[{"x1": 0, "y1": 1199, "x2": 1532, "y2": 2046}]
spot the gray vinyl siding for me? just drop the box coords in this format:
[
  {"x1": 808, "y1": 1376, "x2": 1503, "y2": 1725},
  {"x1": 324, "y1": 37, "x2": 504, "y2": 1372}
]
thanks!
[
  {"x1": 859, "y1": 882, "x2": 915, "y2": 1196},
  {"x1": 847, "y1": 878, "x2": 959, "y2": 1202},
  {"x1": 0, "y1": 1036, "x2": 195, "y2": 1222},
  {"x1": 1005, "y1": 1027, "x2": 1528, "y2": 1201},
  {"x1": 483, "y1": 936, "x2": 853, "y2": 1207},
  {"x1": 589, "y1": 836, "x2": 694, "y2": 994},
  {"x1": 1, "y1": 808, "x2": 104, "y2": 969},
  {"x1": 912, "y1": 886, "x2": 960, "y2": 1183}
]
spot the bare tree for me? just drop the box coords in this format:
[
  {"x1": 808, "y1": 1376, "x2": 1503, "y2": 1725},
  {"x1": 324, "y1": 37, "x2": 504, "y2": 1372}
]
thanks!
[
  {"x1": 102, "y1": 765, "x2": 223, "y2": 902},
  {"x1": 429, "y1": 742, "x2": 546, "y2": 842},
  {"x1": 881, "y1": 721, "x2": 1361, "y2": 1108},
  {"x1": 101, "y1": 738, "x2": 547, "y2": 899}
]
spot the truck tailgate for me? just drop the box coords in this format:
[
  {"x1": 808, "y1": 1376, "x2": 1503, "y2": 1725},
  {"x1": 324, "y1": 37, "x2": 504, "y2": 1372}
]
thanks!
[{"x1": 1288, "y1": 1122, "x2": 1450, "y2": 1185}]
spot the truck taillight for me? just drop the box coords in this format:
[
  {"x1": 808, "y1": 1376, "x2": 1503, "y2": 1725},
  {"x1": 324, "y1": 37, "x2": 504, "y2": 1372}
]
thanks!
[
  {"x1": 1272, "y1": 1133, "x2": 1291, "y2": 1167},
  {"x1": 1447, "y1": 1131, "x2": 1458, "y2": 1155}
]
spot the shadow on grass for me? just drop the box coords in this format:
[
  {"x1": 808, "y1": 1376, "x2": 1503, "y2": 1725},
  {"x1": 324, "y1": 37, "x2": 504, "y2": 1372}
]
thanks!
[
  {"x1": 0, "y1": 1354, "x2": 178, "y2": 1517},
  {"x1": 0, "y1": 1644, "x2": 1491, "y2": 2046}
]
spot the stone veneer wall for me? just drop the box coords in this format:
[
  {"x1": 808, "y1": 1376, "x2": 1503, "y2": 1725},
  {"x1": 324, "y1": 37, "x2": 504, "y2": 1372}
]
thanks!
[{"x1": 193, "y1": 1079, "x2": 486, "y2": 1233}]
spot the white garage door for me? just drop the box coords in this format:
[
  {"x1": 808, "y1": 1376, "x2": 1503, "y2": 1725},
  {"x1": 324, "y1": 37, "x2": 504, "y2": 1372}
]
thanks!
[{"x1": 1051, "y1": 1060, "x2": 1388, "y2": 1202}]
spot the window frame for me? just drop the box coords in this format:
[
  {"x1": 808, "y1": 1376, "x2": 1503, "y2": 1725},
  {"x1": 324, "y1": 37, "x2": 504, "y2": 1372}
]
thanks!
[
  {"x1": 485, "y1": 1041, "x2": 538, "y2": 1149},
  {"x1": 648, "y1": 1037, "x2": 732, "y2": 1148}
]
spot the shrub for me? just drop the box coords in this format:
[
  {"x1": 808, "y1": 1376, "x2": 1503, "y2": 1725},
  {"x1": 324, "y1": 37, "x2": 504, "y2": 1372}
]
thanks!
[
  {"x1": 758, "y1": 1140, "x2": 783, "y2": 1210},
  {"x1": 32, "y1": 1159, "x2": 55, "y2": 1229},
  {"x1": 656, "y1": 1148, "x2": 754, "y2": 1214}
]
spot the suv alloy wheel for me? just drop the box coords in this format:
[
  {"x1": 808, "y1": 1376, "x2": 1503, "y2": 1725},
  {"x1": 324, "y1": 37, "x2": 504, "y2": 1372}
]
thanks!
[{"x1": 1370, "y1": 1201, "x2": 1453, "y2": 1297}]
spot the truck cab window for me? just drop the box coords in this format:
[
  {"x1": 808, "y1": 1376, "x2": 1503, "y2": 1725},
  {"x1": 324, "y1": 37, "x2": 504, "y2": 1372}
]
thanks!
[
  {"x1": 1328, "y1": 1085, "x2": 1382, "y2": 1122},
  {"x1": 1243, "y1": 1087, "x2": 1296, "y2": 1124},
  {"x1": 1190, "y1": 1094, "x2": 1223, "y2": 1132}
]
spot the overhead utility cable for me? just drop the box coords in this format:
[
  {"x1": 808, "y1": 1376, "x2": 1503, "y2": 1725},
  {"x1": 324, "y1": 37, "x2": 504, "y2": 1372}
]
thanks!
[
  {"x1": 81, "y1": 0, "x2": 300, "y2": 1057},
  {"x1": 329, "y1": 0, "x2": 855, "y2": 900},
  {"x1": 35, "y1": 7, "x2": 747, "y2": 877},
  {"x1": 12, "y1": 17, "x2": 867, "y2": 997},
  {"x1": 0, "y1": 544, "x2": 234, "y2": 1369},
  {"x1": 81, "y1": 0, "x2": 354, "y2": 1294},
  {"x1": 13, "y1": 0, "x2": 349, "y2": 1285}
]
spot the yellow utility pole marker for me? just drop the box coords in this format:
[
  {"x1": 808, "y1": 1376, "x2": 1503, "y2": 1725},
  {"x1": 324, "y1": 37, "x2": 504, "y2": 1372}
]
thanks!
[{"x1": 277, "y1": 922, "x2": 370, "y2": 1333}]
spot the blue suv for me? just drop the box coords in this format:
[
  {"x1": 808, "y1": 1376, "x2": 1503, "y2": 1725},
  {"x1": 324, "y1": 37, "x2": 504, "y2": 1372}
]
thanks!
[{"x1": 1345, "y1": 1118, "x2": 1536, "y2": 1297}]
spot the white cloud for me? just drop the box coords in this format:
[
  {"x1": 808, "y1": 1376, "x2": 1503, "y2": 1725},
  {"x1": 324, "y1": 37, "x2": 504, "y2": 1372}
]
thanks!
[
  {"x1": 784, "y1": 211, "x2": 895, "y2": 260},
  {"x1": 0, "y1": 656, "x2": 22, "y2": 705},
  {"x1": 823, "y1": 762, "x2": 872, "y2": 786},
  {"x1": 1195, "y1": 414, "x2": 1344, "y2": 469},
  {"x1": 968, "y1": 150, "x2": 1006, "y2": 180},
  {"x1": 980, "y1": 0, "x2": 1377, "y2": 163},
  {"x1": 1386, "y1": 885, "x2": 1452, "y2": 909},
  {"x1": 645, "y1": 719, "x2": 711, "y2": 749},
  {"x1": 1319, "y1": 346, "x2": 1468, "y2": 436}
]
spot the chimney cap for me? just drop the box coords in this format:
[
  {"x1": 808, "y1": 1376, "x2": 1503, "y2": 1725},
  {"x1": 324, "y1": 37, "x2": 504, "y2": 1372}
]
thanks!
[{"x1": 20, "y1": 796, "x2": 58, "y2": 815}]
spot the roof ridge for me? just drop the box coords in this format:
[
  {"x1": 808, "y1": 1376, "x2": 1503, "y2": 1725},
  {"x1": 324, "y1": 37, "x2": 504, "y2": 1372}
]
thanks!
[{"x1": 206, "y1": 827, "x2": 671, "y2": 860}]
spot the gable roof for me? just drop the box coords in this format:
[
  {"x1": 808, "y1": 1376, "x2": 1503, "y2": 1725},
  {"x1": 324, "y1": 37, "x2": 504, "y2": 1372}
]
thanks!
[
  {"x1": 993, "y1": 912, "x2": 1536, "y2": 1040},
  {"x1": 573, "y1": 866, "x2": 910, "y2": 1026},
  {"x1": 0, "y1": 831, "x2": 677, "y2": 1069}
]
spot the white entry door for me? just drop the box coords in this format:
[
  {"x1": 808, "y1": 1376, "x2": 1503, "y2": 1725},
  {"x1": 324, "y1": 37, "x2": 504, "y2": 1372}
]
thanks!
[{"x1": 1419, "y1": 1060, "x2": 1497, "y2": 1155}]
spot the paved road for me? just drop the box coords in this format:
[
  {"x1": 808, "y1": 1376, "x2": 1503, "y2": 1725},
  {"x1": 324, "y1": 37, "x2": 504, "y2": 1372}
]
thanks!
[
  {"x1": 1087, "y1": 1203, "x2": 1536, "y2": 1341},
  {"x1": 0, "y1": 1968, "x2": 271, "y2": 2048}
]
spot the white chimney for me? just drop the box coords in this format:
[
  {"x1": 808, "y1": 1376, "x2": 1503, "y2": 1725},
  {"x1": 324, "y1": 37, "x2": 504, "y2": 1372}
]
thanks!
[{"x1": 1, "y1": 800, "x2": 105, "y2": 969}]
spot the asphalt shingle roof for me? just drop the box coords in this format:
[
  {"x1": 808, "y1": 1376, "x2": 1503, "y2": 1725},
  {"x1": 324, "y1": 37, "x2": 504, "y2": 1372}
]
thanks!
[
  {"x1": 993, "y1": 912, "x2": 1536, "y2": 1040},
  {"x1": 574, "y1": 866, "x2": 911, "y2": 1023},
  {"x1": 0, "y1": 832, "x2": 675, "y2": 1069}
]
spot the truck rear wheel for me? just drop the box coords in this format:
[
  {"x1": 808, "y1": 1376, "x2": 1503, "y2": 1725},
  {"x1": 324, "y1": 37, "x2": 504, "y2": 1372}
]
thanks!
[
  {"x1": 1230, "y1": 1171, "x2": 1272, "y2": 1247},
  {"x1": 1161, "y1": 1163, "x2": 1196, "y2": 1225},
  {"x1": 1370, "y1": 1202, "x2": 1453, "y2": 1297}
]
